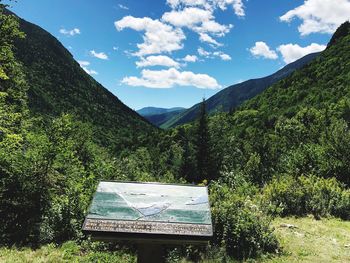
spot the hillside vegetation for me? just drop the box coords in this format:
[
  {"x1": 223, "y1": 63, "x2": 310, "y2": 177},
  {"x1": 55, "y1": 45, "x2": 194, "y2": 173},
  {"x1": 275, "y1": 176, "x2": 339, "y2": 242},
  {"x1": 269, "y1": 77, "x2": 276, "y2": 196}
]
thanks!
[
  {"x1": 11, "y1": 9, "x2": 155, "y2": 153},
  {"x1": 162, "y1": 52, "x2": 319, "y2": 128},
  {"x1": 1, "y1": 3, "x2": 350, "y2": 262}
]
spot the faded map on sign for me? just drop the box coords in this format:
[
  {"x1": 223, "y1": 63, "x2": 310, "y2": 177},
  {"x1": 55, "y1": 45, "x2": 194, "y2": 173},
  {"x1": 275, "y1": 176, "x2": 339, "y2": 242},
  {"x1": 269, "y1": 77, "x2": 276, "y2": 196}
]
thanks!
[{"x1": 87, "y1": 182, "x2": 212, "y2": 225}]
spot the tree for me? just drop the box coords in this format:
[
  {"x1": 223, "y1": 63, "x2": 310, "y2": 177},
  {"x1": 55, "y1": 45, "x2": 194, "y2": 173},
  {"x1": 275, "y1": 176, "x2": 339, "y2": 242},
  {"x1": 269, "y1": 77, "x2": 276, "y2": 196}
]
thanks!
[{"x1": 196, "y1": 98, "x2": 215, "y2": 182}]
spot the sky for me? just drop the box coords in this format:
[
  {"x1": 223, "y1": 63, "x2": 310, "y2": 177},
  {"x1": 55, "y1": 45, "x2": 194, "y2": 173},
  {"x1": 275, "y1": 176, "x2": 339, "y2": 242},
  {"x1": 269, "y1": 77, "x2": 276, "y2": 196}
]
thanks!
[{"x1": 7, "y1": 0, "x2": 350, "y2": 110}]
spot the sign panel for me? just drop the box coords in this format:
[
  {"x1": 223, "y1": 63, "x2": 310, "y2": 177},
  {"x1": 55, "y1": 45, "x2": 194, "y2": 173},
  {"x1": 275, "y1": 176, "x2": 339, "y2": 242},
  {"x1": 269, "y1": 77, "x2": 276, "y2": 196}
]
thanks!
[{"x1": 83, "y1": 181, "x2": 213, "y2": 242}]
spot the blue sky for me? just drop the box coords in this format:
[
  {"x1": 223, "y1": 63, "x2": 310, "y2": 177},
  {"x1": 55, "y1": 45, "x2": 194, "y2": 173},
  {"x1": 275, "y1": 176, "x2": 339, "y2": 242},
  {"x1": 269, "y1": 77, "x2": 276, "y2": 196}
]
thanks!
[{"x1": 7, "y1": 0, "x2": 350, "y2": 110}]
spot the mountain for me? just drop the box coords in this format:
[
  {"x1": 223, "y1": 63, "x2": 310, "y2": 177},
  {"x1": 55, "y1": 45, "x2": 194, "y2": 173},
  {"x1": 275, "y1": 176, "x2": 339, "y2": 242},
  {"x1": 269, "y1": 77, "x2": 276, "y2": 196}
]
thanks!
[
  {"x1": 241, "y1": 21, "x2": 350, "y2": 120},
  {"x1": 142, "y1": 108, "x2": 187, "y2": 127},
  {"x1": 137, "y1": 107, "x2": 185, "y2": 116},
  {"x1": 137, "y1": 107, "x2": 186, "y2": 126},
  {"x1": 162, "y1": 52, "x2": 320, "y2": 129},
  {"x1": 10, "y1": 10, "x2": 155, "y2": 152},
  {"x1": 207, "y1": 21, "x2": 350, "y2": 186}
]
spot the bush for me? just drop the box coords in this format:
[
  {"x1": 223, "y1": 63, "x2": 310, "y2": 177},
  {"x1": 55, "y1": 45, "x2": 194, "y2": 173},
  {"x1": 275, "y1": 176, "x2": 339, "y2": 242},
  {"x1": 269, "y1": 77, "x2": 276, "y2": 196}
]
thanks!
[
  {"x1": 210, "y1": 182, "x2": 279, "y2": 260},
  {"x1": 263, "y1": 175, "x2": 350, "y2": 219}
]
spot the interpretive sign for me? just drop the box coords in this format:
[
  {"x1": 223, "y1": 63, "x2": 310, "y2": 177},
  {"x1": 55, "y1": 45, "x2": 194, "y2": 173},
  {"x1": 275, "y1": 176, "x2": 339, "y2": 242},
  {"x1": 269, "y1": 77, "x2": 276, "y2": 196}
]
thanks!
[{"x1": 83, "y1": 181, "x2": 213, "y2": 244}]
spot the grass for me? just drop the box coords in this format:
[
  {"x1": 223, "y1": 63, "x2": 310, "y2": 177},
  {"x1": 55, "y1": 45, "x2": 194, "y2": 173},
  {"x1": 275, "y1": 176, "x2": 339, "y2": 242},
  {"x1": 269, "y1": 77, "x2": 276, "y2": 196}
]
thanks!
[
  {"x1": 0, "y1": 217, "x2": 349, "y2": 262},
  {"x1": 0, "y1": 241, "x2": 135, "y2": 263},
  {"x1": 262, "y1": 216, "x2": 350, "y2": 263}
]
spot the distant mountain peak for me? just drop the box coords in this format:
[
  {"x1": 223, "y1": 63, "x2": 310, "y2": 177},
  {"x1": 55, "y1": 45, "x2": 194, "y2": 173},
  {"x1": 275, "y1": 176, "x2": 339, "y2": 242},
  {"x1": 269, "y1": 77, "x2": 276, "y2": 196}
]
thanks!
[{"x1": 137, "y1": 107, "x2": 186, "y2": 117}]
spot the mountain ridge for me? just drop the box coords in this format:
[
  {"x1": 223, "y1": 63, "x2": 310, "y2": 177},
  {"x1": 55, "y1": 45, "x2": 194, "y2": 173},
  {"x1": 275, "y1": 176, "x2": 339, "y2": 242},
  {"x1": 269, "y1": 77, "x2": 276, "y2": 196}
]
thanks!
[
  {"x1": 137, "y1": 106, "x2": 186, "y2": 116},
  {"x1": 10, "y1": 10, "x2": 155, "y2": 152},
  {"x1": 161, "y1": 52, "x2": 320, "y2": 128}
]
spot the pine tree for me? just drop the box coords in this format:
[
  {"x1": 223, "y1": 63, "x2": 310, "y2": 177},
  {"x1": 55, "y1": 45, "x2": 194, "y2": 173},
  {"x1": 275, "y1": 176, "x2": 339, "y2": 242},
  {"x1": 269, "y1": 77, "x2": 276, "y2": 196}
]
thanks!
[{"x1": 196, "y1": 98, "x2": 214, "y2": 182}]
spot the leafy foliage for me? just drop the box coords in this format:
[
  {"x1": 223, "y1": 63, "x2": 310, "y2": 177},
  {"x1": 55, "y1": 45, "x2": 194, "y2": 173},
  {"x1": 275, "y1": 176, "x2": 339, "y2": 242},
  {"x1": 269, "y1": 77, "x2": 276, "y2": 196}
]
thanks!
[
  {"x1": 1, "y1": 5, "x2": 350, "y2": 262},
  {"x1": 11, "y1": 10, "x2": 155, "y2": 153},
  {"x1": 210, "y1": 181, "x2": 278, "y2": 260},
  {"x1": 263, "y1": 175, "x2": 350, "y2": 219}
]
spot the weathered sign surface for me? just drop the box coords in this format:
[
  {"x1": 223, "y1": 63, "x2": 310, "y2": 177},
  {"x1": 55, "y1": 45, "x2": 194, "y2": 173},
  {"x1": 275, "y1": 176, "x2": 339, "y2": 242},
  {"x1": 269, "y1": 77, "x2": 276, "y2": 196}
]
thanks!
[{"x1": 83, "y1": 181, "x2": 213, "y2": 242}]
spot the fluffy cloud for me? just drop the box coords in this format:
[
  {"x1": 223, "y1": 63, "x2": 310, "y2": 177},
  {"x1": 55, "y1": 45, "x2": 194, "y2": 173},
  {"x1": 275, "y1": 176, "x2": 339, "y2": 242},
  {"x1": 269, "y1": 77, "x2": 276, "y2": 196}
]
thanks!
[
  {"x1": 122, "y1": 68, "x2": 221, "y2": 89},
  {"x1": 182, "y1": 55, "x2": 198, "y2": 62},
  {"x1": 116, "y1": 1, "x2": 239, "y2": 89},
  {"x1": 136, "y1": 55, "x2": 180, "y2": 68},
  {"x1": 115, "y1": 16, "x2": 185, "y2": 56},
  {"x1": 166, "y1": 0, "x2": 246, "y2": 17},
  {"x1": 162, "y1": 7, "x2": 232, "y2": 45},
  {"x1": 59, "y1": 28, "x2": 80, "y2": 36},
  {"x1": 90, "y1": 50, "x2": 109, "y2": 60},
  {"x1": 277, "y1": 43, "x2": 326, "y2": 63},
  {"x1": 78, "y1": 61, "x2": 98, "y2": 75},
  {"x1": 197, "y1": 20, "x2": 232, "y2": 36},
  {"x1": 162, "y1": 7, "x2": 212, "y2": 28},
  {"x1": 280, "y1": 0, "x2": 350, "y2": 36},
  {"x1": 228, "y1": 0, "x2": 245, "y2": 17},
  {"x1": 249, "y1": 42, "x2": 278, "y2": 60}
]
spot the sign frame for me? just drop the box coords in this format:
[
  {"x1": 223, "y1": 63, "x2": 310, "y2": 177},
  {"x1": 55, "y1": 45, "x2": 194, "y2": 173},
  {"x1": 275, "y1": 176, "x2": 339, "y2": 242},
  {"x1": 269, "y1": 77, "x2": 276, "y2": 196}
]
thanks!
[{"x1": 82, "y1": 180, "x2": 213, "y2": 245}]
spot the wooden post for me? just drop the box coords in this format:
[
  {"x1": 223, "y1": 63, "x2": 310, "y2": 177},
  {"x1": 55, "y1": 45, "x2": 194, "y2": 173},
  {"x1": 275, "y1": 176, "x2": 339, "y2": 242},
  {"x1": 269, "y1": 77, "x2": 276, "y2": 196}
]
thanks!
[{"x1": 137, "y1": 243, "x2": 165, "y2": 263}]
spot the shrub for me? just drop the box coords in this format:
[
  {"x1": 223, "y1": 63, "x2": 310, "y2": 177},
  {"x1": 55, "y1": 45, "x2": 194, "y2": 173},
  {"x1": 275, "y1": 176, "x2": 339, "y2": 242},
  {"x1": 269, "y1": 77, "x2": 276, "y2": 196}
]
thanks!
[
  {"x1": 210, "y1": 182, "x2": 279, "y2": 260},
  {"x1": 263, "y1": 175, "x2": 350, "y2": 219}
]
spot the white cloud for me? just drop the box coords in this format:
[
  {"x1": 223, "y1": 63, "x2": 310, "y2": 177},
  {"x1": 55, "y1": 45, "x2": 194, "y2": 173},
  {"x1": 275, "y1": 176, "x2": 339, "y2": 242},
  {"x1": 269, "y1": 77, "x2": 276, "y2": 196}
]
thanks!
[
  {"x1": 197, "y1": 48, "x2": 231, "y2": 60},
  {"x1": 162, "y1": 7, "x2": 212, "y2": 28},
  {"x1": 83, "y1": 68, "x2": 98, "y2": 75},
  {"x1": 136, "y1": 55, "x2": 180, "y2": 68},
  {"x1": 167, "y1": 0, "x2": 207, "y2": 9},
  {"x1": 90, "y1": 50, "x2": 109, "y2": 60},
  {"x1": 166, "y1": 0, "x2": 246, "y2": 17},
  {"x1": 118, "y1": 4, "x2": 129, "y2": 10},
  {"x1": 182, "y1": 55, "x2": 198, "y2": 62},
  {"x1": 113, "y1": 46, "x2": 119, "y2": 51},
  {"x1": 197, "y1": 20, "x2": 232, "y2": 36},
  {"x1": 249, "y1": 42, "x2": 278, "y2": 60},
  {"x1": 78, "y1": 60, "x2": 90, "y2": 67},
  {"x1": 198, "y1": 47, "x2": 211, "y2": 57},
  {"x1": 199, "y1": 32, "x2": 222, "y2": 46},
  {"x1": 115, "y1": 16, "x2": 185, "y2": 56},
  {"x1": 59, "y1": 28, "x2": 80, "y2": 36},
  {"x1": 213, "y1": 51, "x2": 231, "y2": 60},
  {"x1": 280, "y1": 0, "x2": 350, "y2": 36},
  {"x1": 230, "y1": 0, "x2": 245, "y2": 17},
  {"x1": 162, "y1": 7, "x2": 231, "y2": 45},
  {"x1": 277, "y1": 43, "x2": 326, "y2": 63},
  {"x1": 78, "y1": 60, "x2": 98, "y2": 75},
  {"x1": 122, "y1": 68, "x2": 221, "y2": 89}
]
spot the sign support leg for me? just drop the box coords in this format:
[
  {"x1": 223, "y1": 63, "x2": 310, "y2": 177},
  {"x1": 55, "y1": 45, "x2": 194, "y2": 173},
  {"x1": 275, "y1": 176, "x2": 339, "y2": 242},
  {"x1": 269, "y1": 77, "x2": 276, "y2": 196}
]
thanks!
[{"x1": 137, "y1": 243, "x2": 165, "y2": 263}]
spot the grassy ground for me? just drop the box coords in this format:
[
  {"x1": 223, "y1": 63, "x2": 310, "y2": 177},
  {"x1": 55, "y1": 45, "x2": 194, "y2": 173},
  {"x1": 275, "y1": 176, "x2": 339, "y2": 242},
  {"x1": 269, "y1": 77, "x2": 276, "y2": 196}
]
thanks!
[
  {"x1": 0, "y1": 217, "x2": 349, "y2": 262},
  {"x1": 0, "y1": 241, "x2": 135, "y2": 263},
  {"x1": 262, "y1": 216, "x2": 350, "y2": 263}
]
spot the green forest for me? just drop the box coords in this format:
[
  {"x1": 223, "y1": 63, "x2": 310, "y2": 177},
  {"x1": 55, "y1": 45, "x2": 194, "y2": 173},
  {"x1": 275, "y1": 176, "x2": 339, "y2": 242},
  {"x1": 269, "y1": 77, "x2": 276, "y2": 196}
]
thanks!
[{"x1": 1, "y1": 2, "x2": 350, "y2": 262}]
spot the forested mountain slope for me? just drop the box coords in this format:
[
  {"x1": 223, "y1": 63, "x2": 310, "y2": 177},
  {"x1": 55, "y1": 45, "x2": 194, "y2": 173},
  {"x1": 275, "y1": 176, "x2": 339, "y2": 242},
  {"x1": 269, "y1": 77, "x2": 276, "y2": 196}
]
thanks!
[
  {"x1": 208, "y1": 21, "x2": 350, "y2": 187},
  {"x1": 163, "y1": 52, "x2": 319, "y2": 128},
  {"x1": 10, "y1": 10, "x2": 155, "y2": 152}
]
